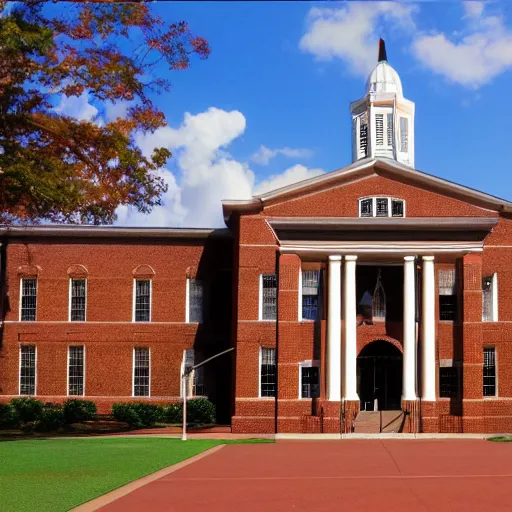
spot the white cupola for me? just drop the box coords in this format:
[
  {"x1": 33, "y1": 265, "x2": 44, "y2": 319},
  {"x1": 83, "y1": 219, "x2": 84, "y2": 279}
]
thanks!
[{"x1": 350, "y1": 39, "x2": 415, "y2": 167}]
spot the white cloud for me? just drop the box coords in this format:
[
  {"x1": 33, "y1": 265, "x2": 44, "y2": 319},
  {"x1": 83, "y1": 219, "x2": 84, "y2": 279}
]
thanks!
[
  {"x1": 254, "y1": 164, "x2": 325, "y2": 196},
  {"x1": 251, "y1": 145, "x2": 313, "y2": 165},
  {"x1": 413, "y1": 4, "x2": 512, "y2": 88},
  {"x1": 299, "y1": 2, "x2": 416, "y2": 76},
  {"x1": 116, "y1": 107, "x2": 324, "y2": 228},
  {"x1": 54, "y1": 92, "x2": 99, "y2": 121},
  {"x1": 463, "y1": 1, "x2": 485, "y2": 19}
]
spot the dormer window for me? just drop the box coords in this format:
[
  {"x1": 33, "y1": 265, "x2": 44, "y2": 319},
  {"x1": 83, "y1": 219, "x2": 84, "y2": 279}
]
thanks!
[{"x1": 359, "y1": 197, "x2": 405, "y2": 218}]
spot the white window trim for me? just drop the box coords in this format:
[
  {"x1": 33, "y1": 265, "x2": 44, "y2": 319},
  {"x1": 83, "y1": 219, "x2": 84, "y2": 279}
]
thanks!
[
  {"x1": 358, "y1": 197, "x2": 406, "y2": 218},
  {"x1": 484, "y1": 345, "x2": 498, "y2": 398},
  {"x1": 19, "y1": 345, "x2": 37, "y2": 396},
  {"x1": 68, "y1": 278, "x2": 87, "y2": 322},
  {"x1": 19, "y1": 277, "x2": 37, "y2": 322},
  {"x1": 132, "y1": 279, "x2": 152, "y2": 323},
  {"x1": 67, "y1": 345, "x2": 86, "y2": 396},
  {"x1": 298, "y1": 268, "x2": 302, "y2": 322},
  {"x1": 185, "y1": 278, "x2": 190, "y2": 323},
  {"x1": 258, "y1": 346, "x2": 276, "y2": 399},
  {"x1": 132, "y1": 347, "x2": 151, "y2": 397},
  {"x1": 298, "y1": 360, "x2": 320, "y2": 399},
  {"x1": 492, "y1": 273, "x2": 499, "y2": 322}
]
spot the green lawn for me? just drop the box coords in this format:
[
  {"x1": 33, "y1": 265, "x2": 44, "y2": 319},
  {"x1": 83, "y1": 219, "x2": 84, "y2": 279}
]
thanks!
[{"x1": 0, "y1": 437, "x2": 263, "y2": 512}]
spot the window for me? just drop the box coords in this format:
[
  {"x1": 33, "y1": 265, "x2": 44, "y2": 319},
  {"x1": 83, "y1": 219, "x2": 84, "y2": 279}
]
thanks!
[
  {"x1": 376, "y1": 197, "x2": 388, "y2": 217},
  {"x1": 483, "y1": 347, "x2": 497, "y2": 397},
  {"x1": 439, "y1": 366, "x2": 459, "y2": 398},
  {"x1": 69, "y1": 279, "x2": 86, "y2": 322},
  {"x1": 300, "y1": 363, "x2": 320, "y2": 399},
  {"x1": 301, "y1": 270, "x2": 322, "y2": 321},
  {"x1": 68, "y1": 346, "x2": 85, "y2": 396},
  {"x1": 19, "y1": 345, "x2": 36, "y2": 395},
  {"x1": 260, "y1": 274, "x2": 277, "y2": 321},
  {"x1": 182, "y1": 349, "x2": 206, "y2": 397},
  {"x1": 20, "y1": 278, "x2": 37, "y2": 321},
  {"x1": 133, "y1": 347, "x2": 150, "y2": 397},
  {"x1": 439, "y1": 269, "x2": 457, "y2": 321},
  {"x1": 391, "y1": 199, "x2": 404, "y2": 217},
  {"x1": 360, "y1": 198, "x2": 373, "y2": 217},
  {"x1": 372, "y1": 269, "x2": 386, "y2": 321},
  {"x1": 187, "y1": 279, "x2": 204, "y2": 323},
  {"x1": 400, "y1": 117, "x2": 409, "y2": 153},
  {"x1": 134, "y1": 280, "x2": 151, "y2": 322},
  {"x1": 358, "y1": 197, "x2": 405, "y2": 218},
  {"x1": 482, "y1": 273, "x2": 498, "y2": 322},
  {"x1": 260, "y1": 347, "x2": 276, "y2": 397},
  {"x1": 359, "y1": 114, "x2": 368, "y2": 157}
]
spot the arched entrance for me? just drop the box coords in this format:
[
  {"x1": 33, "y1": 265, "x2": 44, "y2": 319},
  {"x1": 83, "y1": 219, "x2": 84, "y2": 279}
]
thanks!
[{"x1": 357, "y1": 340, "x2": 402, "y2": 411}]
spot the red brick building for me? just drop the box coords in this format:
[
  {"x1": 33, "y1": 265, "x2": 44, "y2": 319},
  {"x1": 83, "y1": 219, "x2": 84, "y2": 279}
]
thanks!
[{"x1": 1, "y1": 43, "x2": 512, "y2": 433}]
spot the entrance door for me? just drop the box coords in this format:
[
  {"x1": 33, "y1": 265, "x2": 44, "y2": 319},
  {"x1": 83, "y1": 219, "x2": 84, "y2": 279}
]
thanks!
[{"x1": 357, "y1": 340, "x2": 402, "y2": 411}]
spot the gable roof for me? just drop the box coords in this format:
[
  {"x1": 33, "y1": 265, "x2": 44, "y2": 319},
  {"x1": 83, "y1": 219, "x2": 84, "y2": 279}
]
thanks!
[{"x1": 222, "y1": 157, "x2": 512, "y2": 222}]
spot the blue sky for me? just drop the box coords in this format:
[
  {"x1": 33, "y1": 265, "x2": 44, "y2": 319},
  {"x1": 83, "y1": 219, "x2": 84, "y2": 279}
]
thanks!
[{"x1": 50, "y1": 1, "x2": 512, "y2": 227}]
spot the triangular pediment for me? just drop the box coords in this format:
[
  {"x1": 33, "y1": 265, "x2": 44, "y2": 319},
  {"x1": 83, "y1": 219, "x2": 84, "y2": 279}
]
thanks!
[{"x1": 222, "y1": 158, "x2": 512, "y2": 222}]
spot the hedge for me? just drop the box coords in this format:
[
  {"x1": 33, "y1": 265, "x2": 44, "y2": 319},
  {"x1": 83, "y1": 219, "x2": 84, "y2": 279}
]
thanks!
[
  {"x1": 10, "y1": 397, "x2": 44, "y2": 423},
  {"x1": 164, "y1": 398, "x2": 216, "y2": 425},
  {"x1": 63, "y1": 399, "x2": 97, "y2": 423}
]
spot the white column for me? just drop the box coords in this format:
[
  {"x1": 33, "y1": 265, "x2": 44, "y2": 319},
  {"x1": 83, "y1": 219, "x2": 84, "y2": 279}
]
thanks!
[
  {"x1": 327, "y1": 255, "x2": 342, "y2": 401},
  {"x1": 402, "y1": 256, "x2": 417, "y2": 401},
  {"x1": 343, "y1": 255, "x2": 359, "y2": 401},
  {"x1": 421, "y1": 256, "x2": 436, "y2": 401}
]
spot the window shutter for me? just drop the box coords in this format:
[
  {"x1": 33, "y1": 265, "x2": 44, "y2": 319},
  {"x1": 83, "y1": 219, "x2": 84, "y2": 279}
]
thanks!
[
  {"x1": 439, "y1": 270, "x2": 456, "y2": 295},
  {"x1": 400, "y1": 117, "x2": 409, "y2": 152},
  {"x1": 387, "y1": 113, "x2": 393, "y2": 147},
  {"x1": 375, "y1": 114, "x2": 384, "y2": 146},
  {"x1": 359, "y1": 113, "x2": 368, "y2": 156}
]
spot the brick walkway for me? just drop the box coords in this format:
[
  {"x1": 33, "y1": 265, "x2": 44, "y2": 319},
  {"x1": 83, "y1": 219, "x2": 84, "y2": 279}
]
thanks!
[{"x1": 97, "y1": 440, "x2": 512, "y2": 511}]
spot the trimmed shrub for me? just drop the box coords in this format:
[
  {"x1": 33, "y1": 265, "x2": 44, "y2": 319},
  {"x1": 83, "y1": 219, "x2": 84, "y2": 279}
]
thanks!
[
  {"x1": 10, "y1": 397, "x2": 43, "y2": 423},
  {"x1": 164, "y1": 403, "x2": 182, "y2": 424},
  {"x1": 35, "y1": 406, "x2": 65, "y2": 432},
  {"x1": 164, "y1": 399, "x2": 216, "y2": 425},
  {"x1": 63, "y1": 399, "x2": 97, "y2": 424},
  {"x1": 187, "y1": 398, "x2": 216, "y2": 424},
  {"x1": 112, "y1": 403, "x2": 165, "y2": 428},
  {"x1": 0, "y1": 403, "x2": 17, "y2": 428}
]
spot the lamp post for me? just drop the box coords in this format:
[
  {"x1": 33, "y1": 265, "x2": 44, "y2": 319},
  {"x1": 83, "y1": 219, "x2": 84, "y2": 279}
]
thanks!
[{"x1": 181, "y1": 347, "x2": 234, "y2": 441}]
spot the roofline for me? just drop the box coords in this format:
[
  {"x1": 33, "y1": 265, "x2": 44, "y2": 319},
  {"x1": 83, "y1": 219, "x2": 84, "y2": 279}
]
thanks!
[
  {"x1": 221, "y1": 157, "x2": 512, "y2": 222},
  {"x1": 0, "y1": 225, "x2": 232, "y2": 240}
]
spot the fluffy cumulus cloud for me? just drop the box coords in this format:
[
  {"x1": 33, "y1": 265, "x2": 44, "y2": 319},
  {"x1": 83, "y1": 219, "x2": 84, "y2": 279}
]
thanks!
[
  {"x1": 300, "y1": 1, "x2": 512, "y2": 89},
  {"x1": 412, "y1": 3, "x2": 512, "y2": 88},
  {"x1": 54, "y1": 91, "x2": 99, "y2": 121},
  {"x1": 254, "y1": 164, "x2": 324, "y2": 196},
  {"x1": 251, "y1": 145, "x2": 313, "y2": 165},
  {"x1": 116, "y1": 107, "x2": 324, "y2": 228},
  {"x1": 299, "y1": 2, "x2": 416, "y2": 76}
]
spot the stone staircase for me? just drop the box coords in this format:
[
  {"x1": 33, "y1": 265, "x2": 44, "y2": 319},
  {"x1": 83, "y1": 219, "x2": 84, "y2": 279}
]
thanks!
[{"x1": 353, "y1": 410, "x2": 404, "y2": 434}]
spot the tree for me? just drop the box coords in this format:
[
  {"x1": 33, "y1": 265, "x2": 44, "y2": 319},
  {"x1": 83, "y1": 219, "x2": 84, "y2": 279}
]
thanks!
[{"x1": 0, "y1": 1, "x2": 210, "y2": 224}]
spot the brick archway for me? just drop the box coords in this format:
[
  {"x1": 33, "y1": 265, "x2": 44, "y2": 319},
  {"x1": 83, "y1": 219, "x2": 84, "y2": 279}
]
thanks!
[
  {"x1": 357, "y1": 338, "x2": 403, "y2": 411},
  {"x1": 358, "y1": 336, "x2": 403, "y2": 356}
]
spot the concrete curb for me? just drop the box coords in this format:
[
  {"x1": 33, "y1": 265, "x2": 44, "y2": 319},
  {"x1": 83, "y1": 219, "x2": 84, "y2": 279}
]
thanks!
[
  {"x1": 275, "y1": 433, "x2": 509, "y2": 440},
  {"x1": 70, "y1": 444, "x2": 225, "y2": 512}
]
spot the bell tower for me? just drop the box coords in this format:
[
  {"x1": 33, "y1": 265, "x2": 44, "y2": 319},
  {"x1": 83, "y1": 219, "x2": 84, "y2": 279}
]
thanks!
[{"x1": 350, "y1": 39, "x2": 415, "y2": 167}]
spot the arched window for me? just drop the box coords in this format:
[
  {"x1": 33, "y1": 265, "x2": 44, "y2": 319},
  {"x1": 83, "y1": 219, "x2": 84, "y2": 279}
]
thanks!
[{"x1": 373, "y1": 269, "x2": 386, "y2": 322}]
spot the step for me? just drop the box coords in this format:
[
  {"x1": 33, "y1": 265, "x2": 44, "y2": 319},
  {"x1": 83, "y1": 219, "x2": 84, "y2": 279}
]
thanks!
[{"x1": 353, "y1": 410, "x2": 404, "y2": 434}]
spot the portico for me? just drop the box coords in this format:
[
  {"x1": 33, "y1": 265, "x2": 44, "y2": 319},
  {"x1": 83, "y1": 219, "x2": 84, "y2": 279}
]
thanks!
[{"x1": 269, "y1": 215, "x2": 497, "y2": 429}]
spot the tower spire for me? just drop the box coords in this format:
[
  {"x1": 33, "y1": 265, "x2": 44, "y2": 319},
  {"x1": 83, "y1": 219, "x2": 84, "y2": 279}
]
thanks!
[{"x1": 378, "y1": 38, "x2": 387, "y2": 62}]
